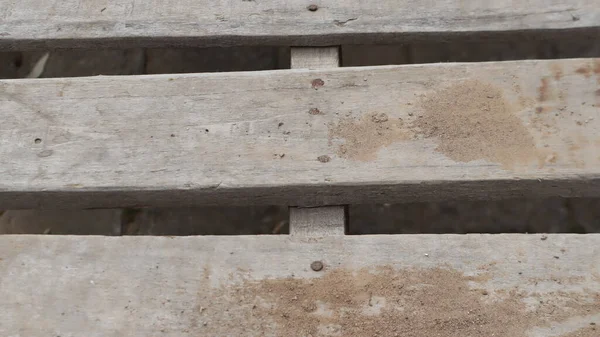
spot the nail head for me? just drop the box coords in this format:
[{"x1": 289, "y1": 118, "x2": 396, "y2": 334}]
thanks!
[{"x1": 310, "y1": 261, "x2": 323, "y2": 271}]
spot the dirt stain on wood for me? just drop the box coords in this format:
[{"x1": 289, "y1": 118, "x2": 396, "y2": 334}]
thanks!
[
  {"x1": 551, "y1": 63, "x2": 564, "y2": 81},
  {"x1": 328, "y1": 112, "x2": 408, "y2": 161},
  {"x1": 413, "y1": 80, "x2": 538, "y2": 169},
  {"x1": 538, "y1": 77, "x2": 551, "y2": 102},
  {"x1": 195, "y1": 266, "x2": 600, "y2": 337},
  {"x1": 561, "y1": 326, "x2": 598, "y2": 337},
  {"x1": 575, "y1": 64, "x2": 592, "y2": 78}
]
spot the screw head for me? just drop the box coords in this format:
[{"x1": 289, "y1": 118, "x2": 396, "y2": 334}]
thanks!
[
  {"x1": 307, "y1": 4, "x2": 318, "y2": 11},
  {"x1": 310, "y1": 261, "x2": 324, "y2": 271}
]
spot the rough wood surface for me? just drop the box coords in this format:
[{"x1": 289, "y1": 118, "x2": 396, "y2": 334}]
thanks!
[
  {"x1": 1, "y1": 58, "x2": 600, "y2": 208},
  {"x1": 290, "y1": 206, "x2": 347, "y2": 236},
  {"x1": 289, "y1": 48, "x2": 344, "y2": 235},
  {"x1": 1, "y1": 0, "x2": 599, "y2": 49},
  {"x1": 291, "y1": 47, "x2": 339, "y2": 69},
  {"x1": 0, "y1": 234, "x2": 599, "y2": 336}
]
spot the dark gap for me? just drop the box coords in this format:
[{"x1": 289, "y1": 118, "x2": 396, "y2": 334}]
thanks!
[
  {"x1": 0, "y1": 207, "x2": 289, "y2": 236},
  {"x1": 0, "y1": 47, "x2": 291, "y2": 79},
  {"x1": 342, "y1": 34, "x2": 600, "y2": 66},
  {"x1": 347, "y1": 198, "x2": 600, "y2": 235}
]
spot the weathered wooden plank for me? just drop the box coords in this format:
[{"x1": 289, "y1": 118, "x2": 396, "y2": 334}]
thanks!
[
  {"x1": 1, "y1": 0, "x2": 599, "y2": 50},
  {"x1": 290, "y1": 206, "x2": 347, "y2": 236},
  {"x1": 1, "y1": 58, "x2": 600, "y2": 208},
  {"x1": 0, "y1": 234, "x2": 599, "y2": 336}
]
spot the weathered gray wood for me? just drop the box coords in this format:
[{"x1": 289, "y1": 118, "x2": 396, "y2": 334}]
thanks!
[
  {"x1": 289, "y1": 47, "x2": 345, "y2": 235},
  {"x1": 291, "y1": 47, "x2": 339, "y2": 69},
  {"x1": 1, "y1": 0, "x2": 599, "y2": 50},
  {"x1": 1, "y1": 58, "x2": 600, "y2": 208},
  {"x1": 290, "y1": 206, "x2": 347, "y2": 236},
  {"x1": 0, "y1": 234, "x2": 599, "y2": 336}
]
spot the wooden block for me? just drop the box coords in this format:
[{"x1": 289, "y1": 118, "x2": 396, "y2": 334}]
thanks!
[
  {"x1": 1, "y1": 234, "x2": 599, "y2": 336},
  {"x1": 290, "y1": 206, "x2": 347, "y2": 236},
  {"x1": 1, "y1": 58, "x2": 599, "y2": 208},
  {"x1": 291, "y1": 47, "x2": 339, "y2": 69},
  {"x1": 1, "y1": 0, "x2": 598, "y2": 49}
]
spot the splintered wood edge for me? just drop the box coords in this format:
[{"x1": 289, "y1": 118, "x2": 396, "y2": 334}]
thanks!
[
  {"x1": 1, "y1": 0, "x2": 599, "y2": 49},
  {"x1": 0, "y1": 234, "x2": 598, "y2": 336}
]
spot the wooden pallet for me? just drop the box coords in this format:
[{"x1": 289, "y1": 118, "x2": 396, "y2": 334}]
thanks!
[{"x1": 1, "y1": 1, "x2": 600, "y2": 336}]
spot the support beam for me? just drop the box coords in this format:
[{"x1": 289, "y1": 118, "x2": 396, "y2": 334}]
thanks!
[{"x1": 289, "y1": 46, "x2": 346, "y2": 236}]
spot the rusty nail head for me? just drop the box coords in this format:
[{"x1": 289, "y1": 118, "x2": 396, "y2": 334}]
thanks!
[
  {"x1": 311, "y1": 261, "x2": 324, "y2": 271},
  {"x1": 307, "y1": 4, "x2": 318, "y2": 11}
]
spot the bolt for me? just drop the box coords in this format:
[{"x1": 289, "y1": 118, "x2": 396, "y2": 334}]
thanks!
[
  {"x1": 310, "y1": 261, "x2": 323, "y2": 271},
  {"x1": 307, "y1": 4, "x2": 318, "y2": 11}
]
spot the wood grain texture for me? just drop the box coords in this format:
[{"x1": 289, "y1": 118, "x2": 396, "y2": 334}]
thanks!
[
  {"x1": 0, "y1": 234, "x2": 599, "y2": 336},
  {"x1": 289, "y1": 48, "x2": 344, "y2": 234},
  {"x1": 1, "y1": 58, "x2": 600, "y2": 208},
  {"x1": 0, "y1": 0, "x2": 599, "y2": 49},
  {"x1": 291, "y1": 47, "x2": 340, "y2": 69},
  {"x1": 290, "y1": 206, "x2": 347, "y2": 236}
]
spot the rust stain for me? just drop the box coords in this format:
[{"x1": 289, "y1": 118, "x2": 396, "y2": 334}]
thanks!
[
  {"x1": 311, "y1": 78, "x2": 325, "y2": 89},
  {"x1": 550, "y1": 63, "x2": 563, "y2": 81},
  {"x1": 308, "y1": 107, "x2": 323, "y2": 115},
  {"x1": 538, "y1": 77, "x2": 551, "y2": 101},
  {"x1": 575, "y1": 64, "x2": 592, "y2": 78},
  {"x1": 535, "y1": 106, "x2": 555, "y2": 114}
]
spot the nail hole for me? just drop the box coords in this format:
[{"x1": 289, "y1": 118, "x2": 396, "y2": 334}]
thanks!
[
  {"x1": 307, "y1": 4, "x2": 318, "y2": 11},
  {"x1": 34, "y1": 138, "x2": 42, "y2": 144}
]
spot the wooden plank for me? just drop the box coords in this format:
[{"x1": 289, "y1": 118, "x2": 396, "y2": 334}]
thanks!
[
  {"x1": 1, "y1": 234, "x2": 599, "y2": 336},
  {"x1": 290, "y1": 206, "x2": 347, "y2": 236},
  {"x1": 1, "y1": 58, "x2": 600, "y2": 208},
  {"x1": 1, "y1": 0, "x2": 599, "y2": 50}
]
